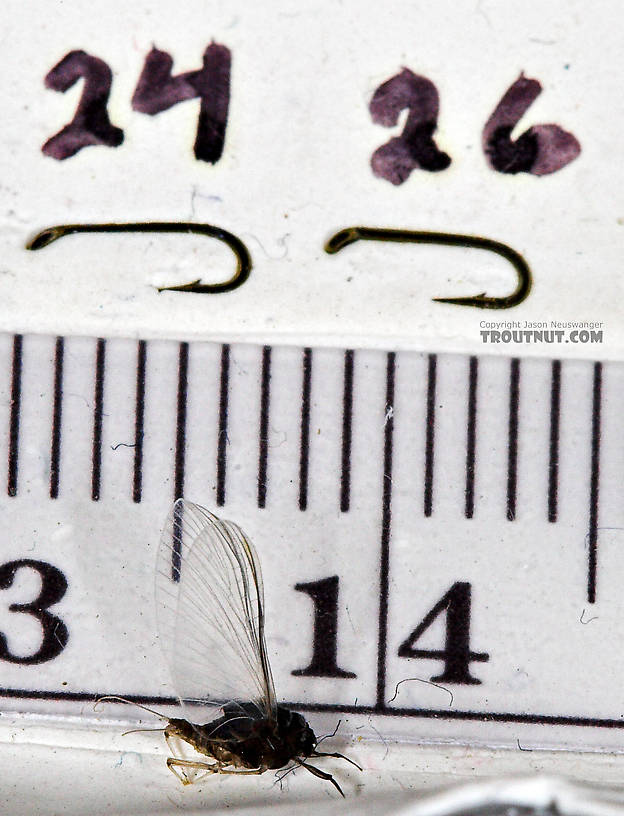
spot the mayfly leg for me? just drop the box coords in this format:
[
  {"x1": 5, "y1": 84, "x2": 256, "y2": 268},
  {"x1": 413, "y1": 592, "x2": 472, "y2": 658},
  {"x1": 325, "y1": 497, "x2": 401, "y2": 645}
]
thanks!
[
  {"x1": 310, "y1": 750, "x2": 363, "y2": 771},
  {"x1": 273, "y1": 764, "x2": 298, "y2": 790},
  {"x1": 297, "y1": 760, "x2": 345, "y2": 797},
  {"x1": 215, "y1": 768, "x2": 264, "y2": 775},
  {"x1": 165, "y1": 733, "x2": 213, "y2": 785},
  {"x1": 166, "y1": 757, "x2": 264, "y2": 785},
  {"x1": 166, "y1": 757, "x2": 219, "y2": 785}
]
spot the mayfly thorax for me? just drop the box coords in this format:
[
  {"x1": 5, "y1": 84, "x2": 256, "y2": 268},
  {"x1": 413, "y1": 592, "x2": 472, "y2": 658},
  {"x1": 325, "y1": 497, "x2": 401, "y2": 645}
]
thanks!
[{"x1": 97, "y1": 498, "x2": 359, "y2": 796}]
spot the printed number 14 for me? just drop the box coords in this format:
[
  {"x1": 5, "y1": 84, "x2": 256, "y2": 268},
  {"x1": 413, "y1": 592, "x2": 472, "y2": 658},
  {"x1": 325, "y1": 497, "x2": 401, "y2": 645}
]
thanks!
[{"x1": 294, "y1": 578, "x2": 489, "y2": 686}]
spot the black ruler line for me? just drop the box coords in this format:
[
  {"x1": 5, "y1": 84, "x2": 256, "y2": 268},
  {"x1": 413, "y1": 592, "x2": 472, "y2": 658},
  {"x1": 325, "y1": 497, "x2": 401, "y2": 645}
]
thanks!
[
  {"x1": 340, "y1": 349, "x2": 354, "y2": 513},
  {"x1": 298, "y1": 347, "x2": 312, "y2": 511},
  {"x1": 132, "y1": 340, "x2": 147, "y2": 504},
  {"x1": 172, "y1": 342, "x2": 189, "y2": 582},
  {"x1": 216, "y1": 343, "x2": 230, "y2": 507},
  {"x1": 4, "y1": 686, "x2": 624, "y2": 729},
  {"x1": 0, "y1": 687, "x2": 178, "y2": 705},
  {"x1": 376, "y1": 351, "x2": 396, "y2": 712},
  {"x1": 548, "y1": 359, "x2": 561, "y2": 523},
  {"x1": 290, "y1": 700, "x2": 624, "y2": 729},
  {"x1": 7, "y1": 334, "x2": 22, "y2": 497},
  {"x1": 423, "y1": 353, "x2": 437, "y2": 517},
  {"x1": 506, "y1": 358, "x2": 520, "y2": 521},
  {"x1": 257, "y1": 345, "x2": 272, "y2": 509},
  {"x1": 91, "y1": 339, "x2": 106, "y2": 501},
  {"x1": 465, "y1": 356, "x2": 478, "y2": 519},
  {"x1": 49, "y1": 337, "x2": 64, "y2": 499},
  {"x1": 587, "y1": 361, "x2": 603, "y2": 604}
]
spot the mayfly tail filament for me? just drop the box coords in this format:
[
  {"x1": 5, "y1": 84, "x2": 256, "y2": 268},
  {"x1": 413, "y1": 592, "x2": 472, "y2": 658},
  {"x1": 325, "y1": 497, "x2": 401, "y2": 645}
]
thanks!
[{"x1": 94, "y1": 695, "x2": 170, "y2": 720}]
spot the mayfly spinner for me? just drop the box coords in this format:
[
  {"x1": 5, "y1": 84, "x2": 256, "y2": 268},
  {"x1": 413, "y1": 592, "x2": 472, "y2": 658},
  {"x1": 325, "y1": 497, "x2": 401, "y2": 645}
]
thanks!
[{"x1": 98, "y1": 499, "x2": 359, "y2": 795}]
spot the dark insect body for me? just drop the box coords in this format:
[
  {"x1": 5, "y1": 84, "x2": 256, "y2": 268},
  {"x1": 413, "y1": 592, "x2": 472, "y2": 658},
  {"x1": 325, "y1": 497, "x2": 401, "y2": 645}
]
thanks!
[
  {"x1": 98, "y1": 500, "x2": 359, "y2": 795},
  {"x1": 166, "y1": 704, "x2": 316, "y2": 772}
]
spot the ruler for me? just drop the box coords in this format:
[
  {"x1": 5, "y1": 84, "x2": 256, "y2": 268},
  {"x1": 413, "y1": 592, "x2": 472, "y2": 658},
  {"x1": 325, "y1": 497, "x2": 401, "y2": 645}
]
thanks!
[{"x1": 0, "y1": 331, "x2": 621, "y2": 753}]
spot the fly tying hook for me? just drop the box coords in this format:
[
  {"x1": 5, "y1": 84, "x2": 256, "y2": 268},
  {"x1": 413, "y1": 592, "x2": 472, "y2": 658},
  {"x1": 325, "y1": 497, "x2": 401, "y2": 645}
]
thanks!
[
  {"x1": 324, "y1": 226, "x2": 531, "y2": 309},
  {"x1": 26, "y1": 221, "x2": 252, "y2": 294}
]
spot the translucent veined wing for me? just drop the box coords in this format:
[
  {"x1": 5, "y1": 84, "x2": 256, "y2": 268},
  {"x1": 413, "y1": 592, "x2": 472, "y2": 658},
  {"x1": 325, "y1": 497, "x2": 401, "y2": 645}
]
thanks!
[{"x1": 155, "y1": 499, "x2": 277, "y2": 724}]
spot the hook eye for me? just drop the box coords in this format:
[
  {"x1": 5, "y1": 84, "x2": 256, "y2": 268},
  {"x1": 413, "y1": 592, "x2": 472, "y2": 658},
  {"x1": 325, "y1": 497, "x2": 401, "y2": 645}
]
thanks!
[
  {"x1": 325, "y1": 226, "x2": 531, "y2": 309},
  {"x1": 26, "y1": 222, "x2": 252, "y2": 294}
]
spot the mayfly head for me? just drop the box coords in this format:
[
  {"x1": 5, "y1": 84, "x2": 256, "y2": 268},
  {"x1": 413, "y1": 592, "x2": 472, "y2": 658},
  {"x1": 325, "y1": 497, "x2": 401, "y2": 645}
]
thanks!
[{"x1": 276, "y1": 706, "x2": 316, "y2": 760}]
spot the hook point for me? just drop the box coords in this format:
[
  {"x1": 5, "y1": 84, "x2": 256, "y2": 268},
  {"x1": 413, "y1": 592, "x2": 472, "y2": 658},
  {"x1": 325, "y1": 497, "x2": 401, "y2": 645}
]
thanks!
[
  {"x1": 433, "y1": 293, "x2": 488, "y2": 307},
  {"x1": 156, "y1": 279, "x2": 202, "y2": 293}
]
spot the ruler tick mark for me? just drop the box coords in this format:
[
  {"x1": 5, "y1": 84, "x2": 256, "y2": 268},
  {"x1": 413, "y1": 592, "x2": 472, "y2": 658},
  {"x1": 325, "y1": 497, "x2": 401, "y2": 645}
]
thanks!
[
  {"x1": 587, "y1": 361, "x2": 602, "y2": 604},
  {"x1": 49, "y1": 337, "x2": 64, "y2": 499},
  {"x1": 465, "y1": 356, "x2": 478, "y2": 519},
  {"x1": 91, "y1": 339, "x2": 106, "y2": 501},
  {"x1": 132, "y1": 340, "x2": 147, "y2": 503},
  {"x1": 7, "y1": 334, "x2": 22, "y2": 497},
  {"x1": 172, "y1": 342, "x2": 189, "y2": 581},
  {"x1": 174, "y1": 342, "x2": 189, "y2": 501},
  {"x1": 506, "y1": 358, "x2": 520, "y2": 521},
  {"x1": 424, "y1": 354, "x2": 437, "y2": 517},
  {"x1": 340, "y1": 349, "x2": 354, "y2": 513},
  {"x1": 216, "y1": 344, "x2": 230, "y2": 507},
  {"x1": 298, "y1": 347, "x2": 312, "y2": 511},
  {"x1": 376, "y1": 351, "x2": 395, "y2": 711},
  {"x1": 548, "y1": 359, "x2": 561, "y2": 523},
  {"x1": 257, "y1": 346, "x2": 272, "y2": 509}
]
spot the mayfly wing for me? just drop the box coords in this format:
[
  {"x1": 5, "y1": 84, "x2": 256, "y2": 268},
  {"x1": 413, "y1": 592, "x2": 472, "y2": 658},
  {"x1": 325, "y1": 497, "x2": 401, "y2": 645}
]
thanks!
[{"x1": 155, "y1": 499, "x2": 277, "y2": 724}]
